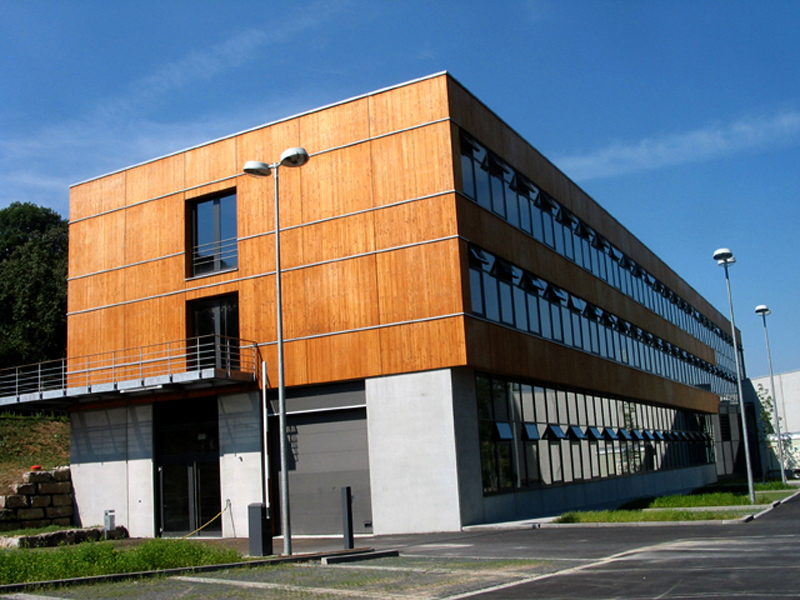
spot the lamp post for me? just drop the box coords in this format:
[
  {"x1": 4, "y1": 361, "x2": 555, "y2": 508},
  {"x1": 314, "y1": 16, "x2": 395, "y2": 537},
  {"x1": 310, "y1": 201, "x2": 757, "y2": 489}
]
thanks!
[
  {"x1": 713, "y1": 248, "x2": 755, "y2": 504},
  {"x1": 244, "y1": 147, "x2": 311, "y2": 556},
  {"x1": 755, "y1": 304, "x2": 787, "y2": 485}
]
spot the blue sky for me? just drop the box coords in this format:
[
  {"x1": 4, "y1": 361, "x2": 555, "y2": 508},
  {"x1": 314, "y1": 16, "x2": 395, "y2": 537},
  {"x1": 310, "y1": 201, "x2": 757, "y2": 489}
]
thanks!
[{"x1": 1, "y1": 0, "x2": 797, "y2": 378}]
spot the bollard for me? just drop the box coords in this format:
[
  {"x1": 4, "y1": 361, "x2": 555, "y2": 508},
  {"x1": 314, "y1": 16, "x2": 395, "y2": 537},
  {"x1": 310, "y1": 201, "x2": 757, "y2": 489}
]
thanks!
[
  {"x1": 103, "y1": 510, "x2": 115, "y2": 540},
  {"x1": 342, "y1": 486, "x2": 354, "y2": 550},
  {"x1": 248, "y1": 503, "x2": 273, "y2": 557}
]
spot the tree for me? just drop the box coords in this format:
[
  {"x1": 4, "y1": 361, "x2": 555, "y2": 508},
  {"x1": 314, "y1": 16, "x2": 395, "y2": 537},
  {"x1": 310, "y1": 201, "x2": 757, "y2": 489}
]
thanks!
[
  {"x1": 755, "y1": 383, "x2": 795, "y2": 481},
  {"x1": 0, "y1": 203, "x2": 68, "y2": 369},
  {"x1": 0, "y1": 202, "x2": 64, "y2": 262}
]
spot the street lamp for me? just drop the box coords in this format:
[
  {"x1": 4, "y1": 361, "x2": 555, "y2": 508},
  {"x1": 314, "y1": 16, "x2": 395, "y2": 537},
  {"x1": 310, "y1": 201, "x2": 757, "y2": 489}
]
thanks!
[
  {"x1": 713, "y1": 248, "x2": 755, "y2": 504},
  {"x1": 244, "y1": 147, "x2": 310, "y2": 556},
  {"x1": 755, "y1": 304, "x2": 787, "y2": 485}
]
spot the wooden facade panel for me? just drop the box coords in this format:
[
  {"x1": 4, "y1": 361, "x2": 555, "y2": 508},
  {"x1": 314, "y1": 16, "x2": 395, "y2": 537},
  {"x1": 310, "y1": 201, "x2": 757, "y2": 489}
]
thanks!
[
  {"x1": 376, "y1": 239, "x2": 463, "y2": 324},
  {"x1": 122, "y1": 296, "x2": 185, "y2": 350},
  {"x1": 238, "y1": 277, "x2": 275, "y2": 344},
  {"x1": 298, "y1": 97, "x2": 370, "y2": 153},
  {"x1": 237, "y1": 234, "x2": 275, "y2": 278},
  {"x1": 125, "y1": 154, "x2": 185, "y2": 206},
  {"x1": 286, "y1": 256, "x2": 379, "y2": 339},
  {"x1": 124, "y1": 195, "x2": 185, "y2": 264},
  {"x1": 304, "y1": 330, "x2": 383, "y2": 384},
  {"x1": 124, "y1": 256, "x2": 185, "y2": 302},
  {"x1": 67, "y1": 305, "x2": 127, "y2": 362},
  {"x1": 300, "y1": 142, "x2": 375, "y2": 223},
  {"x1": 259, "y1": 340, "x2": 309, "y2": 389},
  {"x1": 237, "y1": 173, "x2": 274, "y2": 240},
  {"x1": 378, "y1": 317, "x2": 467, "y2": 375},
  {"x1": 368, "y1": 74, "x2": 449, "y2": 137},
  {"x1": 299, "y1": 211, "x2": 375, "y2": 267},
  {"x1": 68, "y1": 210, "x2": 127, "y2": 277},
  {"x1": 67, "y1": 270, "x2": 125, "y2": 314},
  {"x1": 184, "y1": 137, "x2": 238, "y2": 190},
  {"x1": 235, "y1": 120, "x2": 305, "y2": 229},
  {"x1": 183, "y1": 282, "x2": 240, "y2": 303},
  {"x1": 465, "y1": 319, "x2": 718, "y2": 413},
  {"x1": 371, "y1": 122, "x2": 455, "y2": 208},
  {"x1": 69, "y1": 171, "x2": 126, "y2": 222},
  {"x1": 372, "y1": 194, "x2": 458, "y2": 250}
]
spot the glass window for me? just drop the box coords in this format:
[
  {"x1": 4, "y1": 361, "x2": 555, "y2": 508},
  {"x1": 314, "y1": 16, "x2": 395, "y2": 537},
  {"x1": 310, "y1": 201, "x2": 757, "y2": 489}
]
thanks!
[
  {"x1": 461, "y1": 154, "x2": 476, "y2": 199},
  {"x1": 513, "y1": 287, "x2": 528, "y2": 332},
  {"x1": 188, "y1": 293, "x2": 240, "y2": 370},
  {"x1": 482, "y1": 272, "x2": 500, "y2": 321},
  {"x1": 469, "y1": 266, "x2": 484, "y2": 315},
  {"x1": 190, "y1": 192, "x2": 238, "y2": 276}
]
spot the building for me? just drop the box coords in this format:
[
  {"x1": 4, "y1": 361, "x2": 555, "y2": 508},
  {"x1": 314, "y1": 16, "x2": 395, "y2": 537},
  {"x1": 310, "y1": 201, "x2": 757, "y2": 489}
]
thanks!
[
  {"x1": 750, "y1": 369, "x2": 800, "y2": 477},
  {"x1": 0, "y1": 72, "x2": 743, "y2": 538}
]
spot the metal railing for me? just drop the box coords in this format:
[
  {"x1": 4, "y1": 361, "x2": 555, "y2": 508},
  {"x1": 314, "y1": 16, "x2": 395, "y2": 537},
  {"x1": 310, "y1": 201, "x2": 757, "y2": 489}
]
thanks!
[{"x1": 0, "y1": 335, "x2": 258, "y2": 400}]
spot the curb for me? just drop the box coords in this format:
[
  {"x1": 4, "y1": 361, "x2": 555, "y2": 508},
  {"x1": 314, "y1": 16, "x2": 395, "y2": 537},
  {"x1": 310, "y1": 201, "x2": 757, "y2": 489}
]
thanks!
[{"x1": 463, "y1": 489, "x2": 800, "y2": 530}]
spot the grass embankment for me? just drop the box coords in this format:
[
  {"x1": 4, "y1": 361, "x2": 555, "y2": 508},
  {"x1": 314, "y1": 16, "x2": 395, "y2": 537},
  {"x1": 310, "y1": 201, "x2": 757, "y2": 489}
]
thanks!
[
  {"x1": 0, "y1": 412, "x2": 70, "y2": 494},
  {"x1": 556, "y1": 482, "x2": 796, "y2": 523},
  {"x1": 0, "y1": 539, "x2": 242, "y2": 586}
]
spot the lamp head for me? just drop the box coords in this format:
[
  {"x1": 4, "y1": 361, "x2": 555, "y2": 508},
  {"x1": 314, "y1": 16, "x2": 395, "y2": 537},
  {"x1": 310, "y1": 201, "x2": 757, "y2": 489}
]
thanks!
[
  {"x1": 243, "y1": 161, "x2": 272, "y2": 177},
  {"x1": 713, "y1": 247, "x2": 735, "y2": 265},
  {"x1": 279, "y1": 147, "x2": 310, "y2": 168},
  {"x1": 755, "y1": 305, "x2": 771, "y2": 316}
]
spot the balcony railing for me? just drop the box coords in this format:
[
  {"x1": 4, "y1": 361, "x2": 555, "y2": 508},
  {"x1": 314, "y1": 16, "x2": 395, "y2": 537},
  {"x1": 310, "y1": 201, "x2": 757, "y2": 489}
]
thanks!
[{"x1": 0, "y1": 335, "x2": 259, "y2": 407}]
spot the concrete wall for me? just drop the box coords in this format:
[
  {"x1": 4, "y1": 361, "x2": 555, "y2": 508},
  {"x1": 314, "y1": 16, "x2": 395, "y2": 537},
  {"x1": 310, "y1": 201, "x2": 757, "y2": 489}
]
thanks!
[
  {"x1": 751, "y1": 370, "x2": 800, "y2": 475},
  {"x1": 218, "y1": 392, "x2": 264, "y2": 538},
  {"x1": 366, "y1": 369, "x2": 464, "y2": 534},
  {"x1": 483, "y1": 464, "x2": 717, "y2": 522},
  {"x1": 752, "y1": 370, "x2": 800, "y2": 436},
  {"x1": 70, "y1": 404, "x2": 154, "y2": 538}
]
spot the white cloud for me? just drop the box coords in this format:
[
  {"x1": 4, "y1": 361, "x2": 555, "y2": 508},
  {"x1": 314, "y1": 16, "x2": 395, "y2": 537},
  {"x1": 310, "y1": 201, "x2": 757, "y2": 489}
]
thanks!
[
  {"x1": 556, "y1": 110, "x2": 800, "y2": 181},
  {"x1": 0, "y1": 3, "x2": 345, "y2": 216}
]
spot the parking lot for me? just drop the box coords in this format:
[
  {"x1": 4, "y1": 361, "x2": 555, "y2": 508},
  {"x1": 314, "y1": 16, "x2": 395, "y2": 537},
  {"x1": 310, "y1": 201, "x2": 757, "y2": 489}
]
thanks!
[{"x1": 2, "y1": 496, "x2": 799, "y2": 599}]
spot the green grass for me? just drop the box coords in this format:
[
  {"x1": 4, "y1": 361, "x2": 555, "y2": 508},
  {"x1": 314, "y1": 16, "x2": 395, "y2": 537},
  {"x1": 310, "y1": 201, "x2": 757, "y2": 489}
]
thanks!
[
  {"x1": 555, "y1": 509, "x2": 749, "y2": 523},
  {"x1": 0, "y1": 412, "x2": 70, "y2": 494},
  {"x1": 648, "y1": 491, "x2": 786, "y2": 508},
  {"x1": 0, "y1": 538, "x2": 242, "y2": 585}
]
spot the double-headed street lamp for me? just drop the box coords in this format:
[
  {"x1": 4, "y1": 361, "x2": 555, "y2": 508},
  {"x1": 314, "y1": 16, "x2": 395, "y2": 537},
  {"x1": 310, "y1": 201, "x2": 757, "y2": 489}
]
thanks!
[
  {"x1": 713, "y1": 248, "x2": 755, "y2": 504},
  {"x1": 755, "y1": 304, "x2": 787, "y2": 485},
  {"x1": 244, "y1": 147, "x2": 311, "y2": 556}
]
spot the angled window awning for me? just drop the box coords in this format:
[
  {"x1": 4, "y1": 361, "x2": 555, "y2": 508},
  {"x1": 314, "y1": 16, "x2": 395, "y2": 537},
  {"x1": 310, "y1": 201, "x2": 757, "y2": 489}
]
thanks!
[
  {"x1": 602, "y1": 427, "x2": 619, "y2": 441},
  {"x1": 587, "y1": 427, "x2": 604, "y2": 441},
  {"x1": 568, "y1": 425, "x2": 588, "y2": 441},
  {"x1": 520, "y1": 273, "x2": 545, "y2": 294},
  {"x1": 617, "y1": 428, "x2": 633, "y2": 441},
  {"x1": 494, "y1": 422, "x2": 514, "y2": 441},
  {"x1": 491, "y1": 258, "x2": 515, "y2": 282},
  {"x1": 644, "y1": 430, "x2": 657, "y2": 441},
  {"x1": 544, "y1": 424, "x2": 568, "y2": 441},
  {"x1": 522, "y1": 423, "x2": 540, "y2": 441},
  {"x1": 631, "y1": 429, "x2": 645, "y2": 441},
  {"x1": 654, "y1": 430, "x2": 666, "y2": 441},
  {"x1": 468, "y1": 245, "x2": 490, "y2": 267}
]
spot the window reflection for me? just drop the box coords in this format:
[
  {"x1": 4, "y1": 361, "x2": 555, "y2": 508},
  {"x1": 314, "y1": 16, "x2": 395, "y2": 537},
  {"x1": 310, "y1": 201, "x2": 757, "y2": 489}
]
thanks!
[{"x1": 459, "y1": 129, "x2": 738, "y2": 384}]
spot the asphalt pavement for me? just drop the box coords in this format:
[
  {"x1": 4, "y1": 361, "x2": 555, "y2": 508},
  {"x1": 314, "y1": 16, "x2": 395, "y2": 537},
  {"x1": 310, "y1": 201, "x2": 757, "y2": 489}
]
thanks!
[{"x1": 2, "y1": 497, "x2": 798, "y2": 599}]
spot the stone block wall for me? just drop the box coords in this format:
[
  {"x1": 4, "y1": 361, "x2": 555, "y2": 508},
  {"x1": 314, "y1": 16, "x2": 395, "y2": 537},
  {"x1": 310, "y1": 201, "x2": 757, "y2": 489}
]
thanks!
[{"x1": 0, "y1": 467, "x2": 73, "y2": 532}]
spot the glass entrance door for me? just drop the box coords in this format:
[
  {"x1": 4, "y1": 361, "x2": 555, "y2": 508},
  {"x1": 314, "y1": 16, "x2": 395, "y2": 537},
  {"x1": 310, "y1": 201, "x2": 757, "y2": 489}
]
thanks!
[
  {"x1": 159, "y1": 459, "x2": 221, "y2": 535},
  {"x1": 155, "y1": 398, "x2": 221, "y2": 537},
  {"x1": 187, "y1": 294, "x2": 240, "y2": 371}
]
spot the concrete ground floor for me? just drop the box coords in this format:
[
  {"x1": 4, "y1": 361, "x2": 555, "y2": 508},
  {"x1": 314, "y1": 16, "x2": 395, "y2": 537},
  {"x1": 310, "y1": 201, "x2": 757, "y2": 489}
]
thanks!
[{"x1": 69, "y1": 367, "x2": 720, "y2": 539}]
